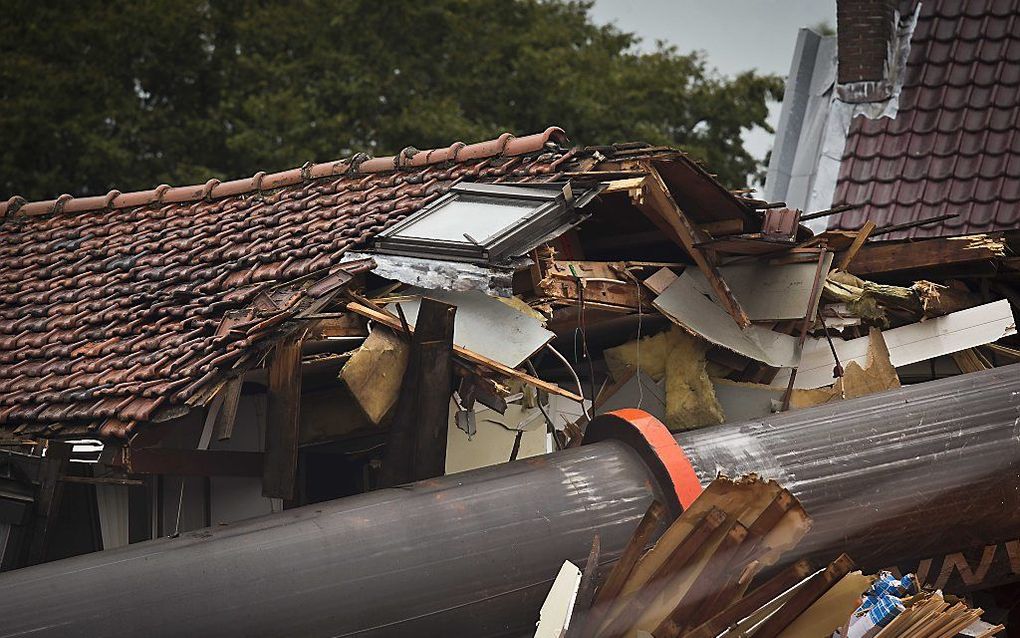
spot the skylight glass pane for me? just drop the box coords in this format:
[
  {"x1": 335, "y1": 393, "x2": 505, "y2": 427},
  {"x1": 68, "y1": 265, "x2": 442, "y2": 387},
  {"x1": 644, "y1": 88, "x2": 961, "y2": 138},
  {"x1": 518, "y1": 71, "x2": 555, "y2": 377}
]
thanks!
[{"x1": 394, "y1": 197, "x2": 538, "y2": 243}]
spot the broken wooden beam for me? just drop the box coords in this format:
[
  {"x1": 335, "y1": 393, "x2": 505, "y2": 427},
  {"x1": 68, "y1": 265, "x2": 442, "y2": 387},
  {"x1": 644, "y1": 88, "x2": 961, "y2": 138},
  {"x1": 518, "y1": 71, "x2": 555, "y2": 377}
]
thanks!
[
  {"x1": 214, "y1": 377, "x2": 244, "y2": 441},
  {"x1": 836, "y1": 220, "x2": 876, "y2": 271},
  {"x1": 25, "y1": 441, "x2": 70, "y2": 566},
  {"x1": 636, "y1": 163, "x2": 752, "y2": 327},
  {"x1": 849, "y1": 234, "x2": 1007, "y2": 277},
  {"x1": 262, "y1": 332, "x2": 303, "y2": 500},
  {"x1": 379, "y1": 298, "x2": 456, "y2": 486}
]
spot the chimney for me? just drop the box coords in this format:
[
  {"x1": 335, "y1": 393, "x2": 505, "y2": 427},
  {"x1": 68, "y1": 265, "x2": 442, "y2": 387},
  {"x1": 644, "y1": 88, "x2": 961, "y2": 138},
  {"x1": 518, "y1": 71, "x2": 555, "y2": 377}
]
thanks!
[{"x1": 836, "y1": 0, "x2": 899, "y2": 101}]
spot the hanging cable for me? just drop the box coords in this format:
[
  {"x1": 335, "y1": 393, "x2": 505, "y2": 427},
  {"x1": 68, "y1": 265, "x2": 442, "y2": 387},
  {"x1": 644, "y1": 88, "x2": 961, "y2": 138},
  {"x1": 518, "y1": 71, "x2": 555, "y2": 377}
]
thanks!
[{"x1": 545, "y1": 342, "x2": 591, "y2": 421}]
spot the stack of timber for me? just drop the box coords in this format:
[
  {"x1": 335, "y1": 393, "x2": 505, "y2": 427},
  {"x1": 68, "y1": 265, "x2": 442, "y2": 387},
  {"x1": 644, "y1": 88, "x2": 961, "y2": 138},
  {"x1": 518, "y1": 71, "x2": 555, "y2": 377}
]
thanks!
[{"x1": 535, "y1": 475, "x2": 1004, "y2": 638}]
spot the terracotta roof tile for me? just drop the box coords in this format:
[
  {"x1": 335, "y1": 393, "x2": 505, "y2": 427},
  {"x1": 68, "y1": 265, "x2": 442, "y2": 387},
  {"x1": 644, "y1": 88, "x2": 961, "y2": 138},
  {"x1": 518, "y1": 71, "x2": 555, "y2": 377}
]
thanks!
[
  {"x1": 830, "y1": 0, "x2": 1020, "y2": 238},
  {"x1": 0, "y1": 128, "x2": 582, "y2": 436}
]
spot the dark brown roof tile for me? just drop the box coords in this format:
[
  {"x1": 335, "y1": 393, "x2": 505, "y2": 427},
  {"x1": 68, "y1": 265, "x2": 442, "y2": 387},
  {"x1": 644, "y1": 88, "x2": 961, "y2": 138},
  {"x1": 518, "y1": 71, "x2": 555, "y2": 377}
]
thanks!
[{"x1": 831, "y1": 0, "x2": 1020, "y2": 238}]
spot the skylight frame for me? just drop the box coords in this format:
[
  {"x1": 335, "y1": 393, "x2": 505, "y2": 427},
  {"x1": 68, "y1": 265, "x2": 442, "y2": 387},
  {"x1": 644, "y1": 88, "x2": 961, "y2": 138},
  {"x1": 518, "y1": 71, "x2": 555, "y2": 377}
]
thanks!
[{"x1": 373, "y1": 182, "x2": 585, "y2": 264}]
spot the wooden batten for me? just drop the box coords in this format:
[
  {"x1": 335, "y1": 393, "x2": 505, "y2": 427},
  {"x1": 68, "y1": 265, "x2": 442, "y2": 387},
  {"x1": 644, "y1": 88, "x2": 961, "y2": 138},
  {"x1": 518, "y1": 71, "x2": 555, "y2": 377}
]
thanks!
[{"x1": 262, "y1": 333, "x2": 304, "y2": 500}]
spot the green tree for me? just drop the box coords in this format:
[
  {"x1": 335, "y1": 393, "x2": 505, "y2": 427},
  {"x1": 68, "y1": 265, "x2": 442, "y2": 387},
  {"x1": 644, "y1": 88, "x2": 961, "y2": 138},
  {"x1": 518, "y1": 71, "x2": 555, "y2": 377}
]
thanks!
[{"x1": 0, "y1": 0, "x2": 783, "y2": 200}]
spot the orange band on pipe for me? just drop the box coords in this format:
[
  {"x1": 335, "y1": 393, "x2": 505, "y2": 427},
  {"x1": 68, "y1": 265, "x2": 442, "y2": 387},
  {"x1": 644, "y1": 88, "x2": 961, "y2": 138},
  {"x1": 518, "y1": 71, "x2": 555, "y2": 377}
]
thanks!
[{"x1": 604, "y1": 409, "x2": 704, "y2": 509}]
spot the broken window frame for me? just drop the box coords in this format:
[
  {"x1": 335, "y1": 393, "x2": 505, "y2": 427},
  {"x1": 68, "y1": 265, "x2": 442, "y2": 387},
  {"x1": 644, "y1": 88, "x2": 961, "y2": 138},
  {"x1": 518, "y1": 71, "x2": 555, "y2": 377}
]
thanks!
[{"x1": 372, "y1": 182, "x2": 589, "y2": 264}]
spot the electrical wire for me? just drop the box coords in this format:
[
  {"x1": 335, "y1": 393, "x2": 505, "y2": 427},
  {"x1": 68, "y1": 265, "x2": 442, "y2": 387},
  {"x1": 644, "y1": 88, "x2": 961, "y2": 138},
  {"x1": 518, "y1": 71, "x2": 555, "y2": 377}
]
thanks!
[{"x1": 545, "y1": 342, "x2": 591, "y2": 421}]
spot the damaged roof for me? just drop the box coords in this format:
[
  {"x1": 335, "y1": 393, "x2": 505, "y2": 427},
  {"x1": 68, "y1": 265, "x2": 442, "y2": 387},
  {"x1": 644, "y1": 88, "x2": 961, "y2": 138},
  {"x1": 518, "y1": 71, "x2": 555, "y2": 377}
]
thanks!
[
  {"x1": 830, "y1": 0, "x2": 1020, "y2": 239},
  {"x1": 0, "y1": 127, "x2": 752, "y2": 438}
]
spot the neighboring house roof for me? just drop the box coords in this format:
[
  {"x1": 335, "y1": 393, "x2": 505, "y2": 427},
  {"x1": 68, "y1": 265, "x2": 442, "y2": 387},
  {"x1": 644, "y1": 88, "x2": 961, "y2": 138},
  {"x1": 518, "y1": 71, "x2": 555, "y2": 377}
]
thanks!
[
  {"x1": 0, "y1": 128, "x2": 578, "y2": 437},
  {"x1": 830, "y1": 0, "x2": 1020, "y2": 239},
  {"x1": 0, "y1": 128, "x2": 753, "y2": 438}
]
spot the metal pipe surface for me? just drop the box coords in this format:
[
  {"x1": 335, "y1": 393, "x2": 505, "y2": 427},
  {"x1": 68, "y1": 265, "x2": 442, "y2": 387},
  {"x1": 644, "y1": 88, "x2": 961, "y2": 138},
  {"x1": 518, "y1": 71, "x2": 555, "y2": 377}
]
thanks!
[{"x1": 1, "y1": 365, "x2": 1018, "y2": 637}]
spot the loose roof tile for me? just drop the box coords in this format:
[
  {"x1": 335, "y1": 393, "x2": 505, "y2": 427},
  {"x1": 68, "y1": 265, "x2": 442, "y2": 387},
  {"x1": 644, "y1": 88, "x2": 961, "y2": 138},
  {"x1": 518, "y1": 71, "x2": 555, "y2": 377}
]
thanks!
[{"x1": 830, "y1": 0, "x2": 1020, "y2": 239}]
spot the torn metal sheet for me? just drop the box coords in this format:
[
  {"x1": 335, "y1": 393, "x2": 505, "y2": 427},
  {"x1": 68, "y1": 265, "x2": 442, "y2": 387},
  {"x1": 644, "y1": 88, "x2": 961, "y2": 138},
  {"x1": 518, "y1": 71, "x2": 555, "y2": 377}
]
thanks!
[
  {"x1": 772, "y1": 299, "x2": 1017, "y2": 390},
  {"x1": 685, "y1": 253, "x2": 834, "y2": 321},
  {"x1": 388, "y1": 288, "x2": 555, "y2": 369},
  {"x1": 653, "y1": 271, "x2": 798, "y2": 368},
  {"x1": 342, "y1": 251, "x2": 517, "y2": 297}
]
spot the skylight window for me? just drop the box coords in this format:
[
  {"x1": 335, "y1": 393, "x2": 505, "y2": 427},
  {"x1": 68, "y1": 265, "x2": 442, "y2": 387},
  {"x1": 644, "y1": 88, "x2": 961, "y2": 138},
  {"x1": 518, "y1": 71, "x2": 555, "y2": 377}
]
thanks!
[{"x1": 373, "y1": 182, "x2": 587, "y2": 264}]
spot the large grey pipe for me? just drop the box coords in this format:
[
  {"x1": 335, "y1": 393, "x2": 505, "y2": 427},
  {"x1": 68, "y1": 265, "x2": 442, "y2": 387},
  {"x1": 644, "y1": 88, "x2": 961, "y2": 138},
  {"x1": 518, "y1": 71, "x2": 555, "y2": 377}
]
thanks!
[{"x1": 1, "y1": 365, "x2": 1019, "y2": 637}]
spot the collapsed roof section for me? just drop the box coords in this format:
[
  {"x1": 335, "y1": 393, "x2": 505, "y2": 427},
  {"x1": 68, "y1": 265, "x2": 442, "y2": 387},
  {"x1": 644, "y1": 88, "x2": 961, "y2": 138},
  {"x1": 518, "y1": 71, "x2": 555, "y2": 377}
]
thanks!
[{"x1": 0, "y1": 128, "x2": 760, "y2": 438}]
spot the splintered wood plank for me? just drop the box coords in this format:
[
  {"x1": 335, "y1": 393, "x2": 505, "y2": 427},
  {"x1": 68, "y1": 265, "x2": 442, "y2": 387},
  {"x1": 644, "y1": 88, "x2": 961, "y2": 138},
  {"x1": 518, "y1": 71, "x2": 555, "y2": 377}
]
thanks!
[
  {"x1": 380, "y1": 298, "x2": 456, "y2": 486},
  {"x1": 565, "y1": 534, "x2": 602, "y2": 638},
  {"x1": 849, "y1": 234, "x2": 1006, "y2": 276},
  {"x1": 593, "y1": 501, "x2": 666, "y2": 608},
  {"x1": 596, "y1": 508, "x2": 728, "y2": 638},
  {"x1": 214, "y1": 376, "x2": 244, "y2": 441},
  {"x1": 636, "y1": 163, "x2": 751, "y2": 328},
  {"x1": 750, "y1": 554, "x2": 856, "y2": 638},
  {"x1": 262, "y1": 333, "x2": 303, "y2": 500},
  {"x1": 685, "y1": 559, "x2": 815, "y2": 638},
  {"x1": 652, "y1": 522, "x2": 749, "y2": 638},
  {"x1": 837, "y1": 221, "x2": 876, "y2": 271},
  {"x1": 585, "y1": 502, "x2": 666, "y2": 635}
]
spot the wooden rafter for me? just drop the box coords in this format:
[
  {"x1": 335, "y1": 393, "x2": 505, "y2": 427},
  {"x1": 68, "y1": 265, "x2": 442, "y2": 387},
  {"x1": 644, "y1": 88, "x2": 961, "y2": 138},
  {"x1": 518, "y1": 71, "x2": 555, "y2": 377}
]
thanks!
[{"x1": 635, "y1": 162, "x2": 752, "y2": 328}]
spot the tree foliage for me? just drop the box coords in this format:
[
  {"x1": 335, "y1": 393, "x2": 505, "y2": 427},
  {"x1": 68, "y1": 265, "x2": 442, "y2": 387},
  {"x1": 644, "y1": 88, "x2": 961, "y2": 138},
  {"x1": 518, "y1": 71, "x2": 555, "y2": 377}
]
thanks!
[{"x1": 1, "y1": 0, "x2": 784, "y2": 200}]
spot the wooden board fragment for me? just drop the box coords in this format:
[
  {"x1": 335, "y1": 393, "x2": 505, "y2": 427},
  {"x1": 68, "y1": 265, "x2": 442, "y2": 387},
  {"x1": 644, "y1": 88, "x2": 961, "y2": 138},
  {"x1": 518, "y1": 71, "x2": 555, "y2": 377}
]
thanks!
[
  {"x1": 214, "y1": 377, "x2": 244, "y2": 441},
  {"x1": 686, "y1": 560, "x2": 815, "y2": 638},
  {"x1": 849, "y1": 234, "x2": 1007, "y2": 276},
  {"x1": 772, "y1": 300, "x2": 1016, "y2": 390},
  {"x1": 379, "y1": 298, "x2": 456, "y2": 486},
  {"x1": 751, "y1": 554, "x2": 856, "y2": 638},
  {"x1": 262, "y1": 333, "x2": 303, "y2": 500},
  {"x1": 836, "y1": 220, "x2": 876, "y2": 271},
  {"x1": 636, "y1": 164, "x2": 752, "y2": 328},
  {"x1": 775, "y1": 570, "x2": 875, "y2": 638},
  {"x1": 340, "y1": 327, "x2": 409, "y2": 423}
]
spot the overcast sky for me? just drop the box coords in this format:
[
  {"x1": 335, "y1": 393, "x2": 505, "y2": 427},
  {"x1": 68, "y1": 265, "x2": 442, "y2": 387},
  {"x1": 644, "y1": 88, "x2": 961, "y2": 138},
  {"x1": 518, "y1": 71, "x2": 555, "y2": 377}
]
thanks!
[{"x1": 590, "y1": 0, "x2": 836, "y2": 163}]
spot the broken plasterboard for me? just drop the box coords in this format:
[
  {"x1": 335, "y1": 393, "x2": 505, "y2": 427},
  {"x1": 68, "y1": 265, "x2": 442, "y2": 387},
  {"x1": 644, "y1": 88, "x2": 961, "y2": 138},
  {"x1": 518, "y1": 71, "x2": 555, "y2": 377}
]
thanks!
[
  {"x1": 685, "y1": 254, "x2": 833, "y2": 321},
  {"x1": 653, "y1": 271, "x2": 798, "y2": 368},
  {"x1": 772, "y1": 299, "x2": 1017, "y2": 389},
  {"x1": 535, "y1": 561, "x2": 582, "y2": 638},
  {"x1": 445, "y1": 399, "x2": 549, "y2": 474},
  {"x1": 388, "y1": 288, "x2": 555, "y2": 369},
  {"x1": 600, "y1": 372, "x2": 666, "y2": 422}
]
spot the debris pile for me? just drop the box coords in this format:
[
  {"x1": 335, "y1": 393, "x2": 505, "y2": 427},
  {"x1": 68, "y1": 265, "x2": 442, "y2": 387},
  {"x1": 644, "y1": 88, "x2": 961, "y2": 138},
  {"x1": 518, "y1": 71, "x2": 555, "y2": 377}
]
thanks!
[{"x1": 535, "y1": 476, "x2": 1004, "y2": 638}]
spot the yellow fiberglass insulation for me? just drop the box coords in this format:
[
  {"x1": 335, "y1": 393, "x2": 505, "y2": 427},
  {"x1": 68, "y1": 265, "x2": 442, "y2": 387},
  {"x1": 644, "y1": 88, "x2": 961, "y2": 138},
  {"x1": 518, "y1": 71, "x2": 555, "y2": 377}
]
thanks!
[{"x1": 603, "y1": 327, "x2": 724, "y2": 431}]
